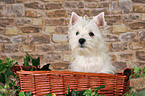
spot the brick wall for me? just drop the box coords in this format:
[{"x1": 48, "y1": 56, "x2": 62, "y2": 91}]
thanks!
[{"x1": 0, "y1": 0, "x2": 145, "y2": 72}]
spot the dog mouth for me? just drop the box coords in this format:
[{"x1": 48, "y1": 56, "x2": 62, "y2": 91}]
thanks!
[
  {"x1": 79, "y1": 45, "x2": 92, "y2": 51},
  {"x1": 80, "y1": 45, "x2": 84, "y2": 48},
  {"x1": 79, "y1": 45, "x2": 85, "y2": 48}
]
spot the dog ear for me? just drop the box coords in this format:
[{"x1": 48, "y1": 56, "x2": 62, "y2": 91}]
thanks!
[
  {"x1": 70, "y1": 12, "x2": 80, "y2": 25},
  {"x1": 93, "y1": 12, "x2": 107, "y2": 27}
]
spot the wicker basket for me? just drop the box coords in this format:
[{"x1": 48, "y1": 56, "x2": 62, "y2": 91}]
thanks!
[{"x1": 16, "y1": 68, "x2": 133, "y2": 96}]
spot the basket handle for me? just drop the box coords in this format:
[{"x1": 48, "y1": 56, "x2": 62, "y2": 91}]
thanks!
[
  {"x1": 21, "y1": 65, "x2": 36, "y2": 71},
  {"x1": 122, "y1": 68, "x2": 134, "y2": 80},
  {"x1": 11, "y1": 65, "x2": 22, "y2": 74},
  {"x1": 11, "y1": 65, "x2": 37, "y2": 74}
]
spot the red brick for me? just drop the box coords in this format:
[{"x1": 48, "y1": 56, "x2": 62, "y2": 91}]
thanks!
[
  {"x1": 91, "y1": 9, "x2": 108, "y2": 16},
  {"x1": 136, "y1": 51, "x2": 145, "y2": 61},
  {"x1": 55, "y1": 26, "x2": 68, "y2": 34},
  {"x1": 25, "y1": 10, "x2": 43, "y2": 18},
  {"x1": 45, "y1": 19, "x2": 66, "y2": 26},
  {"x1": 64, "y1": 2, "x2": 77, "y2": 8},
  {"x1": 2, "y1": 44, "x2": 19, "y2": 53},
  {"x1": 129, "y1": 22, "x2": 145, "y2": 29},
  {"x1": 35, "y1": 45, "x2": 55, "y2": 52},
  {"x1": 46, "y1": 10, "x2": 68, "y2": 18},
  {"x1": 12, "y1": 35, "x2": 27, "y2": 44},
  {"x1": 3, "y1": 0, "x2": 15, "y2": 3},
  {"x1": 21, "y1": 26, "x2": 42, "y2": 33},
  {"x1": 0, "y1": 36, "x2": 11, "y2": 43},
  {"x1": 0, "y1": 19, "x2": 13, "y2": 28},
  {"x1": 45, "y1": 52, "x2": 62, "y2": 62},
  {"x1": 54, "y1": 43, "x2": 70, "y2": 51},
  {"x1": 120, "y1": 53, "x2": 134, "y2": 60},
  {"x1": 105, "y1": 15, "x2": 121, "y2": 25},
  {"x1": 46, "y1": 3, "x2": 62, "y2": 10},
  {"x1": 85, "y1": 2, "x2": 97, "y2": 8},
  {"x1": 30, "y1": 35, "x2": 50, "y2": 44},
  {"x1": 133, "y1": 5, "x2": 145, "y2": 13},
  {"x1": 120, "y1": 32, "x2": 137, "y2": 42},
  {"x1": 122, "y1": 14, "x2": 140, "y2": 22},
  {"x1": 113, "y1": 62, "x2": 127, "y2": 70},
  {"x1": 138, "y1": 31, "x2": 145, "y2": 41},
  {"x1": 105, "y1": 34, "x2": 119, "y2": 42},
  {"x1": 25, "y1": 2, "x2": 45, "y2": 10},
  {"x1": 84, "y1": 0, "x2": 97, "y2": 2},
  {"x1": 109, "y1": 43, "x2": 127, "y2": 52},
  {"x1": 78, "y1": 2, "x2": 84, "y2": 8},
  {"x1": 98, "y1": 2, "x2": 109, "y2": 8},
  {"x1": 132, "y1": 0, "x2": 145, "y2": 3},
  {"x1": 51, "y1": 63, "x2": 69, "y2": 70}
]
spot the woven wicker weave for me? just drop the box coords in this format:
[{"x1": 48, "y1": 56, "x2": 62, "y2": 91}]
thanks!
[{"x1": 16, "y1": 68, "x2": 133, "y2": 96}]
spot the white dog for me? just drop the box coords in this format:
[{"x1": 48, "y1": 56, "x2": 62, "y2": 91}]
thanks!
[{"x1": 68, "y1": 12, "x2": 116, "y2": 74}]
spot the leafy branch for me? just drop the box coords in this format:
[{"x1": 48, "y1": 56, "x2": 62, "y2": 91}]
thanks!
[
  {"x1": 23, "y1": 52, "x2": 51, "y2": 71},
  {"x1": 0, "y1": 58, "x2": 19, "y2": 96},
  {"x1": 66, "y1": 85, "x2": 105, "y2": 96},
  {"x1": 124, "y1": 66, "x2": 145, "y2": 96}
]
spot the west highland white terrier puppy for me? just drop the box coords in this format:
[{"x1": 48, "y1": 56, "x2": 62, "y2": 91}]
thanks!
[{"x1": 68, "y1": 12, "x2": 116, "y2": 74}]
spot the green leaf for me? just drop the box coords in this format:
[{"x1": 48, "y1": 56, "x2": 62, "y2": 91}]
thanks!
[
  {"x1": 25, "y1": 51, "x2": 33, "y2": 59},
  {"x1": 75, "y1": 90, "x2": 86, "y2": 96},
  {"x1": 0, "y1": 59, "x2": 3, "y2": 65},
  {"x1": 32, "y1": 57, "x2": 40, "y2": 69},
  {"x1": 66, "y1": 87, "x2": 85, "y2": 96},
  {"x1": 4, "y1": 84, "x2": 9, "y2": 89},
  {"x1": 23, "y1": 57, "x2": 30, "y2": 66},
  {"x1": 40, "y1": 64, "x2": 51, "y2": 71},
  {"x1": 129, "y1": 74, "x2": 134, "y2": 80},
  {"x1": 19, "y1": 92, "x2": 25, "y2": 96},
  {"x1": 134, "y1": 66, "x2": 141, "y2": 73},
  {"x1": 6, "y1": 58, "x2": 10, "y2": 62},
  {"x1": 0, "y1": 62, "x2": 5, "y2": 73},
  {"x1": 3, "y1": 58, "x2": 15, "y2": 68},
  {"x1": 9, "y1": 60, "x2": 15, "y2": 65},
  {"x1": 45, "y1": 93, "x2": 52, "y2": 96},
  {"x1": 133, "y1": 66, "x2": 142, "y2": 78},
  {"x1": 52, "y1": 94, "x2": 56, "y2": 96},
  {"x1": 142, "y1": 67, "x2": 145, "y2": 77},
  {"x1": 135, "y1": 90, "x2": 145, "y2": 96},
  {"x1": 0, "y1": 73, "x2": 5, "y2": 84},
  {"x1": 1, "y1": 88, "x2": 6, "y2": 92},
  {"x1": 25, "y1": 92, "x2": 32, "y2": 96},
  {"x1": 0, "y1": 86, "x2": 3, "y2": 89},
  {"x1": 134, "y1": 73, "x2": 141, "y2": 78},
  {"x1": 14, "y1": 62, "x2": 18, "y2": 65},
  {"x1": 0, "y1": 93, "x2": 5, "y2": 96},
  {"x1": 94, "y1": 85, "x2": 105, "y2": 93},
  {"x1": 0, "y1": 68, "x2": 7, "y2": 74},
  {"x1": 5, "y1": 68, "x2": 14, "y2": 76},
  {"x1": 71, "y1": 89, "x2": 77, "y2": 96},
  {"x1": 4, "y1": 68, "x2": 15, "y2": 82},
  {"x1": 143, "y1": 67, "x2": 145, "y2": 72},
  {"x1": 23, "y1": 52, "x2": 33, "y2": 66},
  {"x1": 83, "y1": 88, "x2": 92, "y2": 96},
  {"x1": 68, "y1": 86, "x2": 70, "y2": 94},
  {"x1": 9, "y1": 80, "x2": 16, "y2": 89}
]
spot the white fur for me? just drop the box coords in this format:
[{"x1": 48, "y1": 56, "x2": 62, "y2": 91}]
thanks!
[{"x1": 68, "y1": 12, "x2": 116, "y2": 74}]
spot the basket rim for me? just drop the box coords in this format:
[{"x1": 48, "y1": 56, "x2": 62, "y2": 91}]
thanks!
[{"x1": 16, "y1": 70, "x2": 127, "y2": 78}]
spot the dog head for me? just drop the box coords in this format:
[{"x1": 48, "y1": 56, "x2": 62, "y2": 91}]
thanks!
[{"x1": 68, "y1": 12, "x2": 107, "y2": 55}]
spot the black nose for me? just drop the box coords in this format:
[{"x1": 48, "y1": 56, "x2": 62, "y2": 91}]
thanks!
[{"x1": 79, "y1": 38, "x2": 86, "y2": 45}]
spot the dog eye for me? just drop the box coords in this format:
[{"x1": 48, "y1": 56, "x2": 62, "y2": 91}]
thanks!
[
  {"x1": 76, "y1": 32, "x2": 79, "y2": 35},
  {"x1": 89, "y1": 32, "x2": 94, "y2": 36}
]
